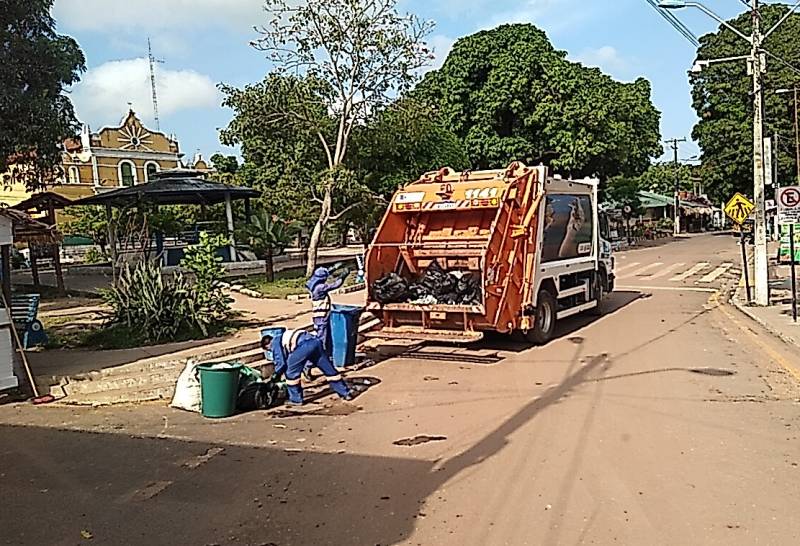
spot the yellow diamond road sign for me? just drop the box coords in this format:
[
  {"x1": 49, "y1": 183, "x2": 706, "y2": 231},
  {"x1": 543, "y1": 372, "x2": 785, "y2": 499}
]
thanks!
[{"x1": 724, "y1": 192, "x2": 755, "y2": 225}]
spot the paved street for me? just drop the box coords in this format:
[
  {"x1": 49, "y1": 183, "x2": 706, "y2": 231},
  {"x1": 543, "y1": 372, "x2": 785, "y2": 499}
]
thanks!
[{"x1": 1, "y1": 233, "x2": 799, "y2": 546}]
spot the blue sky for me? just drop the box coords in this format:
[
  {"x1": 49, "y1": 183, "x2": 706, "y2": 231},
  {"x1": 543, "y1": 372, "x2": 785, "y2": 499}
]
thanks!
[{"x1": 52, "y1": 0, "x2": 752, "y2": 166}]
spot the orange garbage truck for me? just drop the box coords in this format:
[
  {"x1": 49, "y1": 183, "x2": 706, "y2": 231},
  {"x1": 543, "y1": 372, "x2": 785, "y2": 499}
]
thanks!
[{"x1": 364, "y1": 162, "x2": 615, "y2": 344}]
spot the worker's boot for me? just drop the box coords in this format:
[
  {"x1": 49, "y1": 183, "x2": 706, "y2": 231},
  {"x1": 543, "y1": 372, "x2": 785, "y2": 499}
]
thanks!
[
  {"x1": 286, "y1": 384, "x2": 304, "y2": 406},
  {"x1": 328, "y1": 379, "x2": 352, "y2": 400}
]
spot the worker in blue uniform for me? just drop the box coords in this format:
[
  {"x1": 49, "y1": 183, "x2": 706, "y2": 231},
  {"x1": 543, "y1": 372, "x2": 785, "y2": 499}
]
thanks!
[
  {"x1": 303, "y1": 265, "x2": 350, "y2": 379},
  {"x1": 263, "y1": 328, "x2": 352, "y2": 405}
]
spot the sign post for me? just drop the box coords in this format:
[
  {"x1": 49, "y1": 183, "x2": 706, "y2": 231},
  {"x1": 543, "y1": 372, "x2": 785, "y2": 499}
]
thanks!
[
  {"x1": 777, "y1": 186, "x2": 800, "y2": 321},
  {"x1": 725, "y1": 193, "x2": 756, "y2": 304}
]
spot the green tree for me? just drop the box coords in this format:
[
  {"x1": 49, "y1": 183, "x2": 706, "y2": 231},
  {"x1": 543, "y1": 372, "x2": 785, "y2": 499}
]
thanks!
[
  {"x1": 240, "y1": 211, "x2": 299, "y2": 282},
  {"x1": 209, "y1": 153, "x2": 239, "y2": 175},
  {"x1": 64, "y1": 206, "x2": 109, "y2": 252},
  {"x1": 1, "y1": 0, "x2": 85, "y2": 190},
  {"x1": 180, "y1": 232, "x2": 232, "y2": 327},
  {"x1": 220, "y1": 74, "x2": 329, "y2": 234},
  {"x1": 605, "y1": 176, "x2": 643, "y2": 214},
  {"x1": 249, "y1": 0, "x2": 435, "y2": 275},
  {"x1": 347, "y1": 98, "x2": 470, "y2": 241},
  {"x1": 637, "y1": 162, "x2": 694, "y2": 196},
  {"x1": 690, "y1": 4, "x2": 800, "y2": 202},
  {"x1": 414, "y1": 24, "x2": 662, "y2": 178}
]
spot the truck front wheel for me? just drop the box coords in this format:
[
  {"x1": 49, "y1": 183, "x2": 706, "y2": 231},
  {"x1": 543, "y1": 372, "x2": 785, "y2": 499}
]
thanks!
[{"x1": 528, "y1": 290, "x2": 557, "y2": 344}]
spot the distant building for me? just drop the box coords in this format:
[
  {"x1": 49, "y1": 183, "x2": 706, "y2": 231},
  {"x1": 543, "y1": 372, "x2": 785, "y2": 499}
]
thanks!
[{"x1": 0, "y1": 110, "x2": 209, "y2": 207}]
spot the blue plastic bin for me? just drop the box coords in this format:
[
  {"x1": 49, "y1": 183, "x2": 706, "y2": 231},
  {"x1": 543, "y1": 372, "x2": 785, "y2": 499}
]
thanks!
[
  {"x1": 329, "y1": 304, "x2": 363, "y2": 367},
  {"x1": 260, "y1": 327, "x2": 286, "y2": 362}
]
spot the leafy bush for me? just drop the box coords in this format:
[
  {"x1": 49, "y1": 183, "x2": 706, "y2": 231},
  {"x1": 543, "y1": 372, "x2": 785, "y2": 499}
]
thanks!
[
  {"x1": 102, "y1": 233, "x2": 232, "y2": 343},
  {"x1": 83, "y1": 247, "x2": 106, "y2": 264},
  {"x1": 103, "y1": 261, "x2": 197, "y2": 343},
  {"x1": 180, "y1": 232, "x2": 232, "y2": 320}
]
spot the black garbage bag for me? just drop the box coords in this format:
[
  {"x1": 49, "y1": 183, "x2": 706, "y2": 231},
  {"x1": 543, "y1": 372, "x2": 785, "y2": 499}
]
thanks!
[
  {"x1": 237, "y1": 380, "x2": 284, "y2": 411},
  {"x1": 456, "y1": 273, "x2": 482, "y2": 305},
  {"x1": 419, "y1": 260, "x2": 458, "y2": 300},
  {"x1": 407, "y1": 282, "x2": 429, "y2": 300},
  {"x1": 371, "y1": 272, "x2": 410, "y2": 303}
]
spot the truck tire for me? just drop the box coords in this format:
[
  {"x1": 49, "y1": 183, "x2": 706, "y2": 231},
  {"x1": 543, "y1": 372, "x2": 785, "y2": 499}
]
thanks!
[
  {"x1": 589, "y1": 270, "x2": 607, "y2": 317},
  {"x1": 528, "y1": 289, "x2": 557, "y2": 344}
]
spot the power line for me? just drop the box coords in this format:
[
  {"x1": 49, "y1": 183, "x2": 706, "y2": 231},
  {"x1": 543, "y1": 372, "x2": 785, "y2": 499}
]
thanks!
[{"x1": 644, "y1": 0, "x2": 701, "y2": 47}]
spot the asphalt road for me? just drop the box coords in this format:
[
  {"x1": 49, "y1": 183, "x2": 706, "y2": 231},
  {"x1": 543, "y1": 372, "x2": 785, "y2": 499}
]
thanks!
[{"x1": 1, "y1": 233, "x2": 799, "y2": 546}]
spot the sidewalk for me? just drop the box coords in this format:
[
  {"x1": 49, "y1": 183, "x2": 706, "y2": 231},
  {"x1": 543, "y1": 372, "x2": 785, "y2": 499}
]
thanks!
[
  {"x1": 29, "y1": 289, "x2": 367, "y2": 381},
  {"x1": 731, "y1": 242, "x2": 800, "y2": 348}
]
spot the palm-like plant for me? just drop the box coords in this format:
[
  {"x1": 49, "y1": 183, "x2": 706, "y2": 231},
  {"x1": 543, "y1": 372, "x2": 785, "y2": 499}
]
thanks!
[{"x1": 242, "y1": 211, "x2": 299, "y2": 282}]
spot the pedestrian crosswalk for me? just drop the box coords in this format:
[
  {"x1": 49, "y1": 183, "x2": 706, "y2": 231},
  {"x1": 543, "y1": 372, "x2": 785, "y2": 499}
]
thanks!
[{"x1": 615, "y1": 260, "x2": 738, "y2": 286}]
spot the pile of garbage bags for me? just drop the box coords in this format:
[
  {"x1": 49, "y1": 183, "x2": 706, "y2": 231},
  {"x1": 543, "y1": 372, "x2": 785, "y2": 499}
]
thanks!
[{"x1": 371, "y1": 260, "x2": 482, "y2": 305}]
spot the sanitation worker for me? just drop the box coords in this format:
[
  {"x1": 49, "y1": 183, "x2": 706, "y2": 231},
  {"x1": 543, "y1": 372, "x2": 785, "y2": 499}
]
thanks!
[
  {"x1": 263, "y1": 329, "x2": 352, "y2": 405},
  {"x1": 303, "y1": 265, "x2": 350, "y2": 378}
]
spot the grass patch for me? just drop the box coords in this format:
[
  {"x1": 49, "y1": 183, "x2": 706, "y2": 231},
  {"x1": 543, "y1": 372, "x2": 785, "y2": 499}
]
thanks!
[
  {"x1": 240, "y1": 261, "x2": 359, "y2": 299},
  {"x1": 14, "y1": 284, "x2": 102, "y2": 301},
  {"x1": 44, "y1": 315, "x2": 245, "y2": 350}
]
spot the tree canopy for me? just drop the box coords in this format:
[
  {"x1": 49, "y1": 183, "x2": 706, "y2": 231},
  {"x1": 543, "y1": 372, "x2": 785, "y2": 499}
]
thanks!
[
  {"x1": 690, "y1": 4, "x2": 800, "y2": 202},
  {"x1": 1, "y1": 0, "x2": 85, "y2": 190},
  {"x1": 414, "y1": 24, "x2": 662, "y2": 178}
]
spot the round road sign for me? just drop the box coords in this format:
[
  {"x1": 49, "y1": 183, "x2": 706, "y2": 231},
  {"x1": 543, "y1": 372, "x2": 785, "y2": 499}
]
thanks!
[{"x1": 780, "y1": 187, "x2": 800, "y2": 209}]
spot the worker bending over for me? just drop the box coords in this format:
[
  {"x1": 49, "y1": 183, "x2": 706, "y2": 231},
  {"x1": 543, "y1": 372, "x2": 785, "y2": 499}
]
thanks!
[{"x1": 263, "y1": 329, "x2": 352, "y2": 405}]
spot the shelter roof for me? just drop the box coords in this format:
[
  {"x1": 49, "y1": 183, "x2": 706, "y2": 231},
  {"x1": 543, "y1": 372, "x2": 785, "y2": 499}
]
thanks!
[{"x1": 71, "y1": 172, "x2": 258, "y2": 207}]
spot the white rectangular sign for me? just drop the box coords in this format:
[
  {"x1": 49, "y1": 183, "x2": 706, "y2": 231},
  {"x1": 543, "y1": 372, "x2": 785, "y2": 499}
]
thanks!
[{"x1": 777, "y1": 186, "x2": 800, "y2": 224}]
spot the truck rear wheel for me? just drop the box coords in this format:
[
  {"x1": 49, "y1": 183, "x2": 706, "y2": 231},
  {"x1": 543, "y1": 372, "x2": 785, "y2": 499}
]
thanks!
[{"x1": 527, "y1": 289, "x2": 557, "y2": 344}]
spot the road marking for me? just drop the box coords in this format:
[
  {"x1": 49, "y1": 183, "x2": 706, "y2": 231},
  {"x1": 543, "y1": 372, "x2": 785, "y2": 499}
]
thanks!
[
  {"x1": 643, "y1": 262, "x2": 685, "y2": 279},
  {"x1": 614, "y1": 262, "x2": 641, "y2": 273},
  {"x1": 711, "y1": 292, "x2": 800, "y2": 383},
  {"x1": 123, "y1": 480, "x2": 173, "y2": 502},
  {"x1": 620, "y1": 262, "x2": 663, "y2": 278},
  {"x1": 183, "y1": 447, "x2": 225, "y2": 469},
  {"x1": 698, "y1": 263, "x2": 733, "y2": 283},
  {"x1": 669, "y1": 262, "x2": 710, "y2": 282}
]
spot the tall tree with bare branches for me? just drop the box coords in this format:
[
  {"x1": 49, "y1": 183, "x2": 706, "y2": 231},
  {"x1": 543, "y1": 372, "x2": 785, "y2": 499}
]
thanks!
[{"x1": 251, "y1": 0, "x2": 434, "y2": 274}]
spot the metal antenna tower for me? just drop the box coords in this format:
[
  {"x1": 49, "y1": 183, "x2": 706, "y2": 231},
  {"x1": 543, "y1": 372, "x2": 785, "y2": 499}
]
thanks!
[{"x1": 148, "y1": 38, "x2": 164, "y2": 131}]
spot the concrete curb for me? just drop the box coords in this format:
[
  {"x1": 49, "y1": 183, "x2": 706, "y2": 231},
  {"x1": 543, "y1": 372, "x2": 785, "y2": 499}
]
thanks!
[{"x1": 730, "y1": 285, "x2": 800, "y2": 350}]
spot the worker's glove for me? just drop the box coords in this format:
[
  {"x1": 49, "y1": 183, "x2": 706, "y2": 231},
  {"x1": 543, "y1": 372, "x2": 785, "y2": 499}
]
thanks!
[{"x1": 338, "y1": 268, "x2": 352, "y2": 278}]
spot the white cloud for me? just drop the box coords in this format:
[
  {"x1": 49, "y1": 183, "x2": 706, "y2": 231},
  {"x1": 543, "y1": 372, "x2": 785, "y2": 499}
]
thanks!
[
  {"x1": 572, "y1": 46, "x2": 629, "y2": 73},
  {"x1": 53, "y1": 0, "x2": 263, "y2": 33},
  {"x1": 427, "y1": 34, "x2": 455, "y2": 71},
  {"x1": 70, "y1": 58, "x2": 220, "y2": 129},
  {"x1": 481, "y1": 0, "x2": 593, "y2": 36}
]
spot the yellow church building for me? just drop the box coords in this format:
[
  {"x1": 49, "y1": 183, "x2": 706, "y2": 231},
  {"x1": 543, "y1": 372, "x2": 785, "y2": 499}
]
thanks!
[{"x1": 0, "y1": 110, "x2": 210, "y2": 207}]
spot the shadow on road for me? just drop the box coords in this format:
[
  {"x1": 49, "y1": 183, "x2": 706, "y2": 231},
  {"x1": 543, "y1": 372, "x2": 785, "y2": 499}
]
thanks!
[
  {"x1": 1, "y1": 349, "x2": 613, "y2": 546},
  {"x1": 380, "y1": 290, "x2": 645, "y2": 364}
]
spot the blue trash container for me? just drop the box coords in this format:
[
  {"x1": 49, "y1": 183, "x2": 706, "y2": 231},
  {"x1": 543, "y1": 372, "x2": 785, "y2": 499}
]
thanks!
[
  {"x1": 329, "y1": 304, "x2": 363, "y2": 368},
  {"x1": 260, "y1": 327, "x2": 286, "y2": 362}
]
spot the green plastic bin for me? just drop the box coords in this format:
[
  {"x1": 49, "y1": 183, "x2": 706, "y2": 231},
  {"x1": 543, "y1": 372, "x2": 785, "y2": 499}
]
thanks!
[{"x1": 198, "y1": 362, "x2": 243, "y2": 418}]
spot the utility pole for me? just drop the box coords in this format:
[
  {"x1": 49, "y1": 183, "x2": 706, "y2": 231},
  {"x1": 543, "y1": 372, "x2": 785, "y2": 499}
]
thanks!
[
  {"x1": 657, "y1": 0, "x2": 800, "y2": 304},
  {"x1": 773, "y1": 131, "x2": 781, "y2": 240},
  {"x1": 147, "y1": 38, "x2": 164, "y2": 131},
  {"x1": 666, "y1": 137, "x2": 687, "y2": 235},
  {"x1": 750, "y1": 0, "x2": 769, "y2": 306},
  {"x1": 795, "y1": 87, "x2": 800, "y2": 182}
]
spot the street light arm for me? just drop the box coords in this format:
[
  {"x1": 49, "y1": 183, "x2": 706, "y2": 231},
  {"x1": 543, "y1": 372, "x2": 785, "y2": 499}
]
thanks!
[
  {"x1": 683, "y1": 2, "x2": 753, "y2": 43},
  {"x1": 764, "y1": 0, "x2": 800, "y2": 40}
]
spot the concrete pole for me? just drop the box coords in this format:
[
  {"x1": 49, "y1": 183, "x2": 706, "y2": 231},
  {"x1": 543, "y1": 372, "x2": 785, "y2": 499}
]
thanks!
[
  {"x1": 794, "y1": 87, "x2": 800, "y2": 182},
  {"x1": 224, "y1": 192, "x2": 236, "y2": 262},
  {"x1": 751, "y1": 0, "x2": 769, "y2": 305}
]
